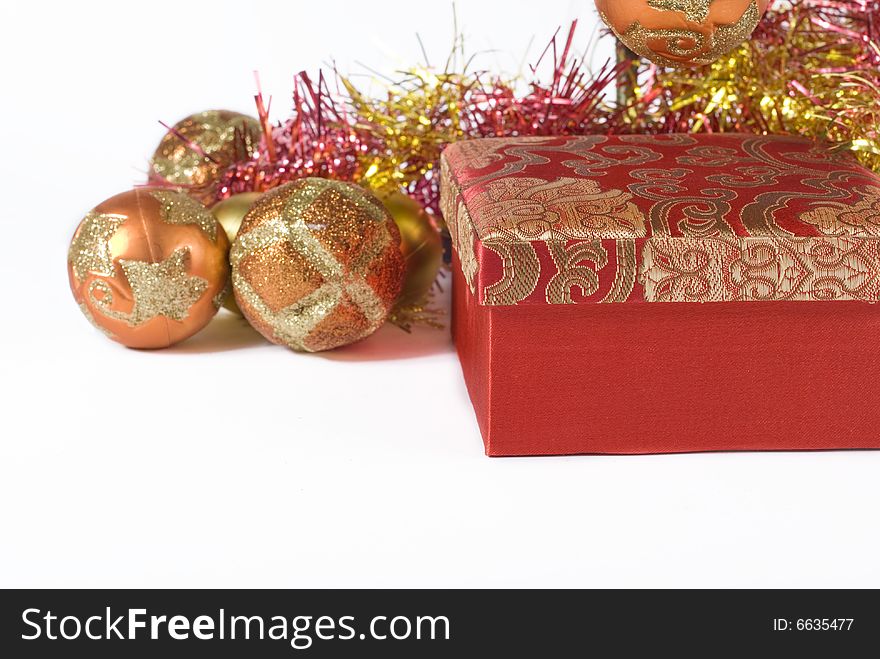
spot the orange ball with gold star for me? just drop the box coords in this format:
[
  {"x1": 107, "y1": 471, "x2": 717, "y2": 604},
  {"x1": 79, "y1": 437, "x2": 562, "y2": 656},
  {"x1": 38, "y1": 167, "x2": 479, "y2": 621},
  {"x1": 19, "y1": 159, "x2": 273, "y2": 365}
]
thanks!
[
  {"x1": 68, "y1": 188, "x2": 230, "y2": 349},
  {"x1": 595, "y1": 0, "x2": 770, "y2": 67}
]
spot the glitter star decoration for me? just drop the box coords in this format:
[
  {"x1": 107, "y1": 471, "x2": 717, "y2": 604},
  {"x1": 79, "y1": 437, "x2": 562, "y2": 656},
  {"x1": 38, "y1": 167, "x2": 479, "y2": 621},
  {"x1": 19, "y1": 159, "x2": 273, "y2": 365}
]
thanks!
[
  {"x1": 648, "y1": 0, "x2": 712, "y2": 23},
  {"x1": 117, "y1": 248, "x2": 209, "y2": 326},
  {"x1": 68, "y1": 211, "x2": 127, "y2": 282},
  {"x1": 151, "y1": 189, "x2": 218, "y2": 241}
]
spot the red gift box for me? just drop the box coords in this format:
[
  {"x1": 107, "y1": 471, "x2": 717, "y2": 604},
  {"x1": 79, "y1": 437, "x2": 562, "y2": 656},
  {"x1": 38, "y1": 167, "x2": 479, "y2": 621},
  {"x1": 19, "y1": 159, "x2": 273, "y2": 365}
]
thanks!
[{"x1": 440, "y1": 134, "x2": 880, "y2": 456}]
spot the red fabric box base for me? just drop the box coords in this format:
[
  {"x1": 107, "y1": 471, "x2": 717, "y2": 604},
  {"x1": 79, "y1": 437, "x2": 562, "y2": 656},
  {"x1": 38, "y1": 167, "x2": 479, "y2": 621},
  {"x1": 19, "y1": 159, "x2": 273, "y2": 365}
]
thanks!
[{"x1": 452, "y1": 252, "x2": 880, "y2": 456}]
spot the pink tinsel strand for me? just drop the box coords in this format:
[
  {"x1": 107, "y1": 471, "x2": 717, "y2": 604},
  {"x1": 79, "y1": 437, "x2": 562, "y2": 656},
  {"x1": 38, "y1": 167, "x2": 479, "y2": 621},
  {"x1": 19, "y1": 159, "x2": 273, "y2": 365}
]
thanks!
[{"x1": 215, "y1": 71, "x2": 368, "y2": 200}]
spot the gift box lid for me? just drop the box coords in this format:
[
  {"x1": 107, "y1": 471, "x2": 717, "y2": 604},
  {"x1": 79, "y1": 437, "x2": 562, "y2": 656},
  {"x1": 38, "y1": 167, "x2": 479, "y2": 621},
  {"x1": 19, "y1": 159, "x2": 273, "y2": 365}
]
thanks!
[{"x1": 439, "y1": 134, "x2": 880, "y2": 306}]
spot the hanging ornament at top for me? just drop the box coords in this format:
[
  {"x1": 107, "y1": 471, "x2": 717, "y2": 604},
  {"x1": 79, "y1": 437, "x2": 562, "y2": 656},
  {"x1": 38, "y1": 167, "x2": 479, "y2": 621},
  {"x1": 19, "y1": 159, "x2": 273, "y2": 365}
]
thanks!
[{"x1": 595, "y1": 0, "x2": 770, "y2": 67}]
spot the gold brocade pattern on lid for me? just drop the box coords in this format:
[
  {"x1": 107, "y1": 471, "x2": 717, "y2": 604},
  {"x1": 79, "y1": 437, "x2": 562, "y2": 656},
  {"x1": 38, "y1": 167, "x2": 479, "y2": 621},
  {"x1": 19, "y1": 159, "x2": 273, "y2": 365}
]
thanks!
[
  {"x1": 440, "y1": 133, "x2": 880, "y2": 306},
  {"x1": 799, "y1": 185, "x2": 880, "y2": 236}
]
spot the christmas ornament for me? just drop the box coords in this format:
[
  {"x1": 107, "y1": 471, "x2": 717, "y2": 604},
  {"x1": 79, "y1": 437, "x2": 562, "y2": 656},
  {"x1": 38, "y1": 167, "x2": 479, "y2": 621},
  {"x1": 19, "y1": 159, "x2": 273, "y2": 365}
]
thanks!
[
  {"x1": 381, "y1": 192, "x2": 442, "y2": 310},
  {"x1": 210, "y1": 192, "x2": 261, "y2": 314},
  {"x1": 626, "y1": 0, "x2": 880, "y2": 174},
  {"x1": 149, "y1": 110, "x2": 261, "y2": 203},
  {"x1": 595, "y1": 0, "x2": 770, "y2": 67},
  {"x1": 68, "y1": 188, "x2": 230, "y2": 349},
  {"x1": 231, "y1": 178, "x2": 405, "y2": 352}
]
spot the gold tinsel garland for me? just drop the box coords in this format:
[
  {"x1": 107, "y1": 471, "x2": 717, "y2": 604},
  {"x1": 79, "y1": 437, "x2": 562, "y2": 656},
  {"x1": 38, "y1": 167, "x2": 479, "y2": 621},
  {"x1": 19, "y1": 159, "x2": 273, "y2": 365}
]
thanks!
[{"x1": 626, "y1": 0, "x2": 880, "y2": 173}]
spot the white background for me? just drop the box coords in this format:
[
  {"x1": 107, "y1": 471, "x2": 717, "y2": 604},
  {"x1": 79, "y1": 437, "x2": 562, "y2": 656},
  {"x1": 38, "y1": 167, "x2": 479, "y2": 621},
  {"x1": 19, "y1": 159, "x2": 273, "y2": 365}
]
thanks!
[{"x1": 1, "y1": 0, "x2": 877, "y2": 588}]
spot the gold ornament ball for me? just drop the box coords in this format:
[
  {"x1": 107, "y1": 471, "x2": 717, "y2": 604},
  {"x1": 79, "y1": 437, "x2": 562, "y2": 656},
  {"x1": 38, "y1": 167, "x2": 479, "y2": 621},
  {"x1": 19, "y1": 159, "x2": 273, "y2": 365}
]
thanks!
[
  {"x1": 68, "y1": 188, "x2": 230, "y2": 349},
  {"x1": 149, "y1": 110, "x2": 261, "y2": 204},
  {"x1": 381, "y1": 192, "x2": 442, "y2": 308},
  {"x1": 595, "y1": 0, "x2": 770, "y2": 67},
  {"x1": 210, "y1": 192, "x2": 262, "y2": 314},
  {"x1": 231, "y1": 178, "x2": 405, "y2": 352}
]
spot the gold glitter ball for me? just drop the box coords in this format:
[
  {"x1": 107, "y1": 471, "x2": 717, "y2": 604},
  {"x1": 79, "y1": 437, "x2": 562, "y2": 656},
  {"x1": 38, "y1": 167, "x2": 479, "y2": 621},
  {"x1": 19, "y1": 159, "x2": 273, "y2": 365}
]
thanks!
[
  {"x1": 595, "y1": 0, "x2": 770, "y2": 67},
  {"x1": 211, "y1": 192, "x2": 262, "y2": 314},
  {"x1": 231, "y1": 178, "x2": 405, "y2": 352},
  {"x1": 381, "y1": 192, "x2": 442, "y2": 309},
  {"x1": 149, "y1": 110, "x2": 261, "y2": 204}
]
